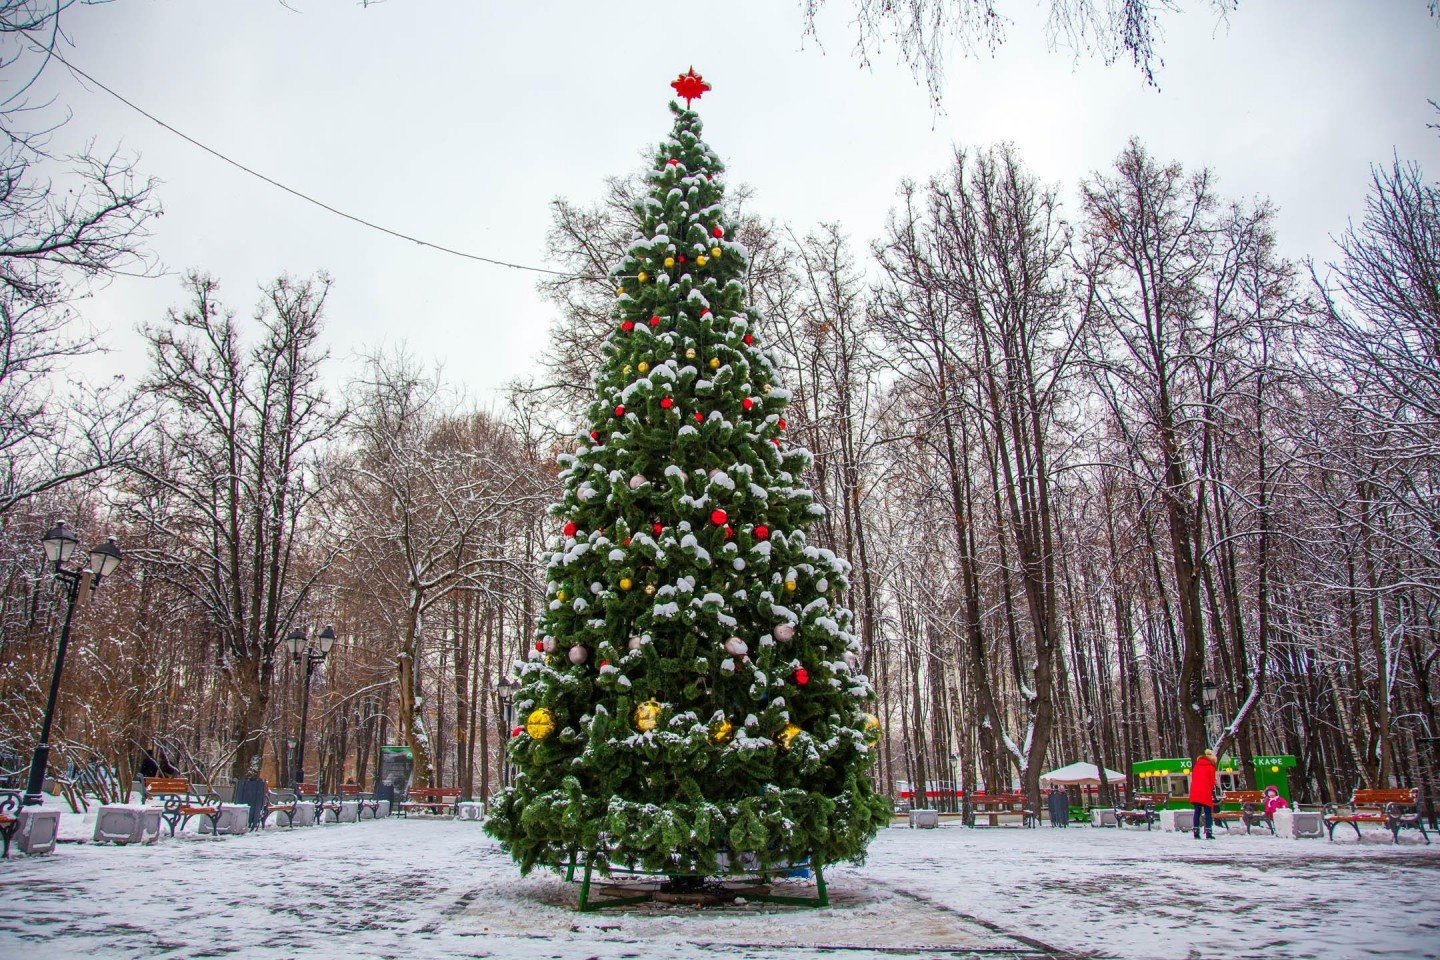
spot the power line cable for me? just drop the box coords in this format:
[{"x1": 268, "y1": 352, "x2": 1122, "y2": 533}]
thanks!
[{"x1": 46, "y1": 47, "x2": 593, "y2": 279}]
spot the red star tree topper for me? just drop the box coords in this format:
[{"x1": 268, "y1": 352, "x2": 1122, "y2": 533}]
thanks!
[{"x1": 671, "y1": 67, "x2": 710, "y2": 107}]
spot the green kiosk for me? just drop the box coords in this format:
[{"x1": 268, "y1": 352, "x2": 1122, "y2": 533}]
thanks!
[{"x1": 1131, "y1": 754, "x2": 1296, "y2": 810}]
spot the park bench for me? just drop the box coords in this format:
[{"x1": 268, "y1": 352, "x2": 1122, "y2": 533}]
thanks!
[
  {"x1": 337, "y1": 782, "x2": 380, "y2": 819},
  {"x1": 143, "y1": 777, "x2": 222, "y2": 837},
  {"x1": 298, "y1": 782, "x2": 341, "y2": 823},
  {"x1": 1215, "y1": 790, "x2": 1274, "y2": 835},
  {"x1": 398, "y1": 787, "x2": 460, "y2": 818},
  {"x1": 1325, "y1": 788, "x2": 1431, "y2": 844},
  {"x1": 968, "y1": 793, "x2": 1036, "y2": 828},
  {"x1": 262, "y1": 784, "x2": 298, "y2": 828},
  {"x1": 1115, "y1": 792, "x2": 1167, "y2": 830},
  {"x1": 0, "y1": 791, "x2": 18, "y2": 857}
]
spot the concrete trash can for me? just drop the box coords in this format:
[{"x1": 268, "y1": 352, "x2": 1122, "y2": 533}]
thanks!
[
  {"x1": 290, "y1": 800, "x2": 317, "y2": 827},
  {"x1": 198, "y1": 803, "x2": 251, "y2": 835},
  {"x1": 16, "y1": 808, "x2": 62, "y2": 855},
  {"x1": 1090, "y1": 808, "x2": 1118, "y2": 828},
  {"x1": 908, "y1": 808, "x2": 939, "y2": 829},
  {"x1": 338, "y1": 800, "x2": 360, "y2": 823},
  {"x1": 94, "y1": 805, "x2": 162, "y2": 845},
  {"x1": 1274, "y1": 809, "x2": 1323, "y2": 839},
  {"x1": 375, "y1": 799, "x2": 391, "y2": 818},
  {"x1": 1159, "y1": 808, "x2": 1195, "y2": 832},
  {"x1": 457, "y1": 801, "x2": 483, "y2": 821}
]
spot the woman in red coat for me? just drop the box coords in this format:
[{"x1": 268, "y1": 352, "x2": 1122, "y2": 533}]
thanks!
[{"x1": 1189, "y1": 748, "x2": 1218, "y2": 840}]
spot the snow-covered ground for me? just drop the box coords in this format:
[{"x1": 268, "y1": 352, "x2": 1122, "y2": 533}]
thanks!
[{"x1": 1, "y1": 809, "x2": 1436, "y2": 959}]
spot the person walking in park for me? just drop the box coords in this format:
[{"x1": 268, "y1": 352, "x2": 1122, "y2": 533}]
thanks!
[{"x1": 1190, "y1": 748, "x2": 1218, "y2": 840}]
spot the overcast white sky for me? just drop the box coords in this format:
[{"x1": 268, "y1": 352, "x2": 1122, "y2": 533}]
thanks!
[{"x1": 24, "y1": 1, "x2": 1440, "y2": 403}]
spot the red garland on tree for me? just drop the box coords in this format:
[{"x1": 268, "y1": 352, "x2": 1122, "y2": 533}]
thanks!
[{"x1": 671, "y1": 67, "x2": 711, "y2": 107}]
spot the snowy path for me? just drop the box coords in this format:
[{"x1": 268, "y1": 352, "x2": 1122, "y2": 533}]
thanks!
[{"x1": 0, "y1": 815, "x2": 1436, "y2": 959}]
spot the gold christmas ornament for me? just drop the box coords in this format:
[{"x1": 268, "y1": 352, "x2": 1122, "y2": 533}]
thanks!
[
  {"x1": 622, "y1": 364, "x2": 631, "y2": 375},
  {"x1": 616, "y1": 287, "x2": 625, "y2": 297},
  {"x1": 525, "y1": 707, "x2": 557, "y2": 740},
  {"x1": 711, "y1": 246, "x2": 722, "y2": 258},
  {"x1": 762, "y1": 384, "x2": 772, "y2": 394},
  {"x1": 708, "y1": 357, "x2": 720, "y2": 370},
  {"x1": 633, "y1": 699, "x2": 663, "y2": 732},
  {"x1": 685, "y1": 347, "x2": 697, "y2": 360},
  {"x1": 637, "y1": 361, "x2": 650, "y2": 374},
  {"x1": 620, "y1": 577, "x2": 633, "y2": 591},
  {"x1": 710, "y1": 718, "x2": 735, "y2": 745},
  {"x1": 863, "y1": 713, "x2": 881, "y2": 745},
  {"x1": 664, "y1": 256, "x2": 676, "y2": 268},
  {"x1": 557, "y1": 589, "x2": 567, "y2": 601},
  {"x1": 696, "y1": 255, "x2": 709, "y2": 266},
  {"x1": 784, "y1": 579, "x2": 797, "y2": 592},
  {"x1": 776, "y1": 722, "x2": 802, "y2": 750},
  {"x1": 644, "y1": 584, "x2": 656, "y2": 596},
  {"x1": 638, "y1": 271, "x2": 648, "y2": 282}
]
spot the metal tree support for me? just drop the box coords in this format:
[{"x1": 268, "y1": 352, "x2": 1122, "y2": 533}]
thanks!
[{"x1": 557, "y1": 850, "x2": 829, "y2": 912}]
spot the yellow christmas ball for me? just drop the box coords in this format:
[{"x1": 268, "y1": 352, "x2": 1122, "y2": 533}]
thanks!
[
  {"x1": 638, "y1": 271, "x2": 648, "y2": 282},
  {"x1": 776, "y1": 722, "x2": 802, "y2": 750},
  {"x1": 637, "y1": 361, "x2": 650, "y2": 374},
  {"x1": 685, "y1": 348, "x2": 697, "y2": 360},
  {"x1": 633, "y1": 699, "x2": 663, "y2": 732},
  {"x1": 710, "y1": 718, "x2": 735, "y2": 745},
  {"x1": 696, "y1": 255, "x2": 708, "y2": 266},
  {"x1": 622, "y1": 364, "x2": 631, "y2": 375},
  {"x1": 784, "y1": 579, "x2": 797, "y2": 592},
  {"x1": 708, "y1": 357, "x2": 720, "y2": 370},
  {"x1": 616, "y1": 287, "x2": 625, "y2": 297},
  {"x1": 711, "y1": 247, "x2": 722, "y2": 258},
  {"x1": 863, "y1": 713, "x2": 881, "y2": 745},
  {"x1": 620, "y1": 577, "x2": 633, "y2": 591},
  {"x1": 762, "y1": 384, "x2": 772, "y2": 394},
  {"x1": 526, "y1": 708, "x2": 557, "y2": 741},
  {"x1": 644, "y1": 584, "x2": 656, "y2": 596},
  {"x1": 557, "y1": 589, "x2": 567, "y2": 601},
  {"x1": 664, "y1": 256, "x2": 676, "y2": 268}
]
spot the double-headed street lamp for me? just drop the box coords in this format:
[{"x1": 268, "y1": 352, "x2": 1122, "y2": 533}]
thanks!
[
  {"x1": 287, "y1": 625, "x2": 336, "y2": 790},
  {"x1": 24, "y1": 522, "x2": 123, "y2": 806}
]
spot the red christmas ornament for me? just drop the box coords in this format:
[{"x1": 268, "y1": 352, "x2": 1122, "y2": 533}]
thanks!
[
  {"x1": 666, "y1": 158, "x2": 680, "y2": 166},
  {"x1": 742, "y1": 398, "x2": 754, "y2": 411},
  {"x1": 778, "y1": 417, "x2": 787, "y2": 431},
  {"x1": 511, "y1": 726, "x2": 523, "y2": 738},
  {"x1": 563, "y1": 521, "x2": 578, "y2": 537},
  {"x1": 713, "y1": 226, "x2": 724, "y2": 238},
  {"x1": 795, "y1": 667, "x2": 810, "y2": 686},
  {"x1": 701, "y1": 309, "x2": 712, "y2": 317},
  {"x1": 590, "y1": 430, "x2": 600, "y2": 442},
  {"x1": 652, "y1": 522, "x2": 663, "y2": 535},
  {"x1": 600, "y1": 660, "x2": 609, "y2": 669},
  {"x1": 623, "y1": 537, "x2": 632, "y2": 546},
  {"x1": 678, "y1": 255, "x2": 686, "y2": 263},
  {"x1": 671, "y1": 67, "x2": 711, "y2": 107},
  {"x1": 743, "y1": 335, "x2": 753, "y2": 345},
  {"x1": 621, "y1": 320, "x2": 635, "y2": 333},
  {"x1": 710, "y1": 508, "x2": 728, "y2": 526},
  {"x1": 754, "y1": 525, "x2": 769, "y2": 540},
  {"x1": 661, "y1": 396, "x2": 674, "y2": 409},
  {"x1": 723, "y1": 525, "x2": 733, "y2": 540},
  {"x1": 772, "y1": 438, "x2": 781, "y2": 448},
  {"x1": 534, "y1": 640, "x2": 544, "y2": 652},
  {"x1": 650, "y1": 314, "x2": 662, "y2": 327},
  {"x1": 694, "y1": 411, "x2": 705, "y2": 423},
  {"x1": 615, "y1": 405, "x2": 626, "y2": 417}
]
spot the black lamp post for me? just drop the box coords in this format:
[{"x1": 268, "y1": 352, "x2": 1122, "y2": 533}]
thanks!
[
  {"x1": 288, "y1": 625, "x2": 336, "y2": 791},
  {"x1": 24, "y1": 522, "x2": 122, "y2": 806},
  {"x1": 497, "y1": 677, "x2": 518, "y2": 789},
  {"x1": 1202, "y1": 680, "x2": 1220, "y2": 746}
]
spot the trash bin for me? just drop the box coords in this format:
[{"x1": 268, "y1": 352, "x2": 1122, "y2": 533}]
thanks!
[
  {"x1": 1046, "y1": 788, "x2": 1069, "y2": 828},
  {"x1": 233, "y1": 777, "x2": 268, "y2": 831}
]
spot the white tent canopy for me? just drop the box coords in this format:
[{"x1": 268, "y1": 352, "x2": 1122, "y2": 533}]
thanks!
[{"x1": 1039, "y1": 762, "x2": 1126, "y2": 786}]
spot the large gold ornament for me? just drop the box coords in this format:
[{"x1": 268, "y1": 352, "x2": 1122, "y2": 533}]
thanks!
[
  {"x1": 710, "y1": 718, "x2": 735, "y2": 745},
  {"x1": 637, "y1": 361, "x2": 650, "y2": 374},
  {"x1": 863, "y1": 713, "x2": 881, "y2": 745},
  {"x1": 633, "y1": 699, "x2": 663, "y2": 732},
  {"x1": 776, "y1": 722, "x2": 802, "y2": 750},
  {"x1": 525, "y1": 708, "x2": 557, "y2": 741}
]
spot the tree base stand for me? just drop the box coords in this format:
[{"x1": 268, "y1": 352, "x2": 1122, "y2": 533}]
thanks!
[{"x1": 559, "y1": 851, "x2": 829, "y2": 912}]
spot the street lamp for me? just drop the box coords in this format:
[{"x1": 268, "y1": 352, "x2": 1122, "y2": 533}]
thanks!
[
  {"x1": 497, "y1": 677, "x2": 518, "y2": 788},
  {"x1": 1201, "y1": 680, "x2": 1220, "y2": 745},
  {"x1": 289, "y1": 625, "x2": 336, "y2": 791},
  {"x1": 24, "y1": 523, "x2": 123, "y2": 806}
]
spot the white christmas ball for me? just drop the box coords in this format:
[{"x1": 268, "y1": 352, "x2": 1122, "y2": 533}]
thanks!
[
  {"x1": 816, "y1": 578, "x2": 830, "y2": 593},
  {"x1": 568, "y1": 645, "x2": 589, "y2": 665},
  {"x1": 773, "y1": 624, "x2": 795, "y2": 642},
  {"x1": 723, "y1": 636, "x2": 748, "y2": 657},
  {"x1": 629, "y1": 474, "x2": 648, "y2": 490},
  {"x1": 542, "y1": 636, "x2": 557, "y2": 653},
  {"x1": 628, "y1": 635, "x2": 643, "y2": 651}
]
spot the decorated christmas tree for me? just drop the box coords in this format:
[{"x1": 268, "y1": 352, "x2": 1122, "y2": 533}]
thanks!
[{"x1": 486, "y1": 71, "x2": 890, "y2": 886}]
